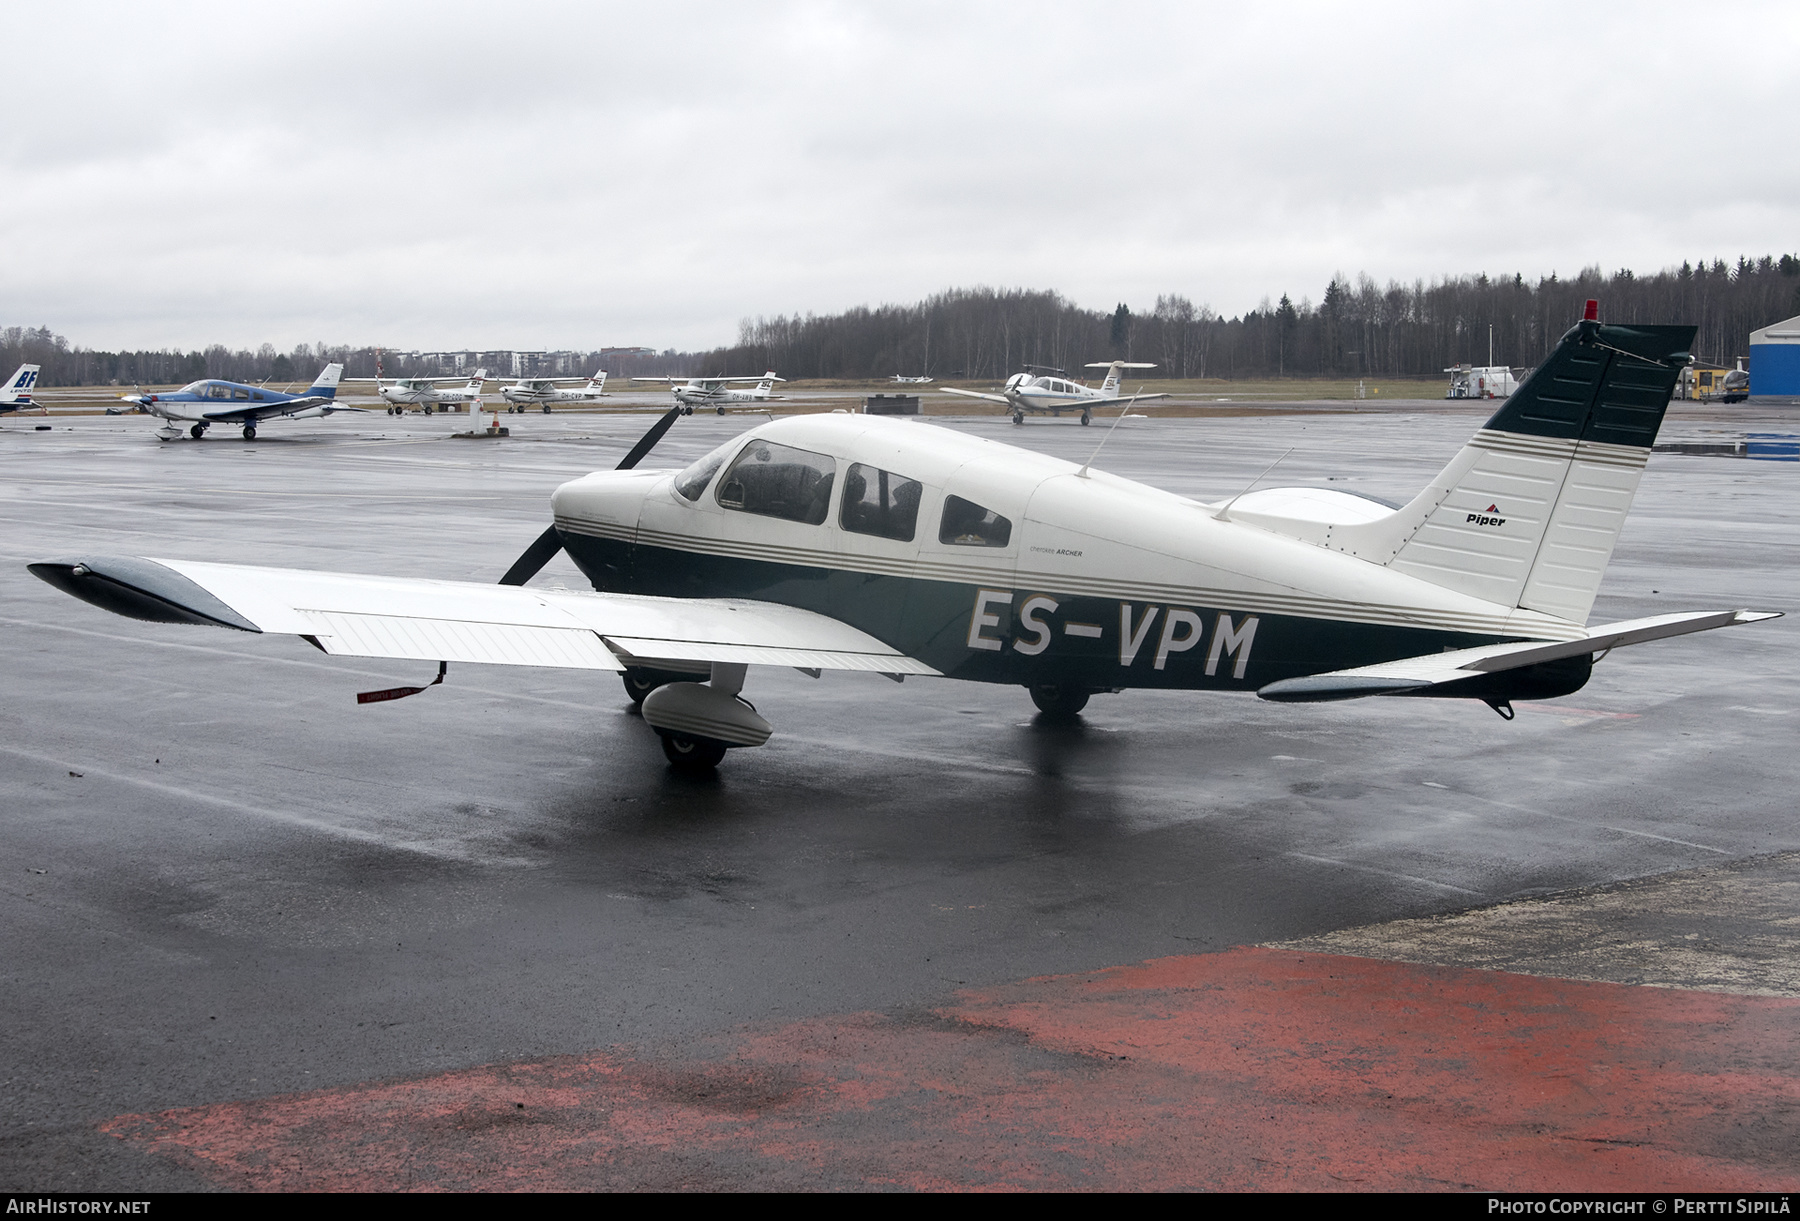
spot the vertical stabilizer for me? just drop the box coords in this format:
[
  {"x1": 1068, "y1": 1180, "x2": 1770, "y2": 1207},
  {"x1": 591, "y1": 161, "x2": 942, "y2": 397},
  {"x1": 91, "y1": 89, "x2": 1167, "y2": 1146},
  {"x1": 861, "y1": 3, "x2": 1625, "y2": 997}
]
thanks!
[
  {"x1": 1, "y1": 364, "x2": 41, "y2": 412},
  {"x1": 306, "y1": 363, "x2": 344, "y2": 399},
  {"x1": 1330, "y1": 314, "x2": 1693, "y2": 625}
]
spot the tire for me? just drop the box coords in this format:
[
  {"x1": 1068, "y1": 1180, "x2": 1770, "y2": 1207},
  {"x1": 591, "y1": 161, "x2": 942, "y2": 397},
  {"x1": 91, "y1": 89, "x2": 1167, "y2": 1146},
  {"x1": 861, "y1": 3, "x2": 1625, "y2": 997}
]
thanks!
[
  {"x1": 1012, "y1": 411, "x2": 1024, "y2": 425},
  {"x1": 1028, "y1": 683, "x2": 1090, "y2": 718},
  {"x1": 1081, "y1": 411, "x2": 1091, "y2": 426},
  {"x1": 189, "y1": 424, "x2": 206, "y2": 439},
  {"x1": 659, "y1": 731, "x2": 727, "y2": 770},
  {"x1": 717, "y1": 406, "x2": 726, "y2": 416},
  {"x1": 242, "y1": 425, "x2": 256, "y2": 441},
  {"x1": 542, "y1": 405, "x2": 552, "y2": 414},
  {"x1": 621, "y1": 666, "x2": 692, "y2": 706}
]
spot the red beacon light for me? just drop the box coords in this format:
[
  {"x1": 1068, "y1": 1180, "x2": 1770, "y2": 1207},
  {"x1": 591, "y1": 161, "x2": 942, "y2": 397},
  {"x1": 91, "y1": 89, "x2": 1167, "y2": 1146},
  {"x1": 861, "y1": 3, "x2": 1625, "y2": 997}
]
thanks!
[{"x1": 1584, "y1": 299, "x2": 1599, "y2": 321}]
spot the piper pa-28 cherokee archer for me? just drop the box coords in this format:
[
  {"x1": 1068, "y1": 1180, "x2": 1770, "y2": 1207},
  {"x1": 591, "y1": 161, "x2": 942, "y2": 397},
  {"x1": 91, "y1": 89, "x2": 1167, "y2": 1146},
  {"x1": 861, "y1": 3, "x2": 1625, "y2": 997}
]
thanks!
[
  {"x1": 30, "y1": 304, "x2": 1778, "y2": 771},
  {"x1": 943, "y1": 360, "x2": 1171, "y2": 425},
  {"x1": 633, "y1": 372, "x2": 784, "y2": 413},
  {"x1": 122, "y1": 365, "x2": 355, "y2": 440},
  {"x1": 501, "y1": 371, "x2": 610, "y2": 412}
]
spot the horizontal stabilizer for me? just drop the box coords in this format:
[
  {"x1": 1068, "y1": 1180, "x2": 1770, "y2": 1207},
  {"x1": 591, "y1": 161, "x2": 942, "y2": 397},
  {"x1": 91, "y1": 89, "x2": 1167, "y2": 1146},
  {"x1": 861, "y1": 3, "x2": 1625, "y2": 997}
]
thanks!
[{"x1": 1258, "y1": 609, "x2": 1780, "y2": 702}]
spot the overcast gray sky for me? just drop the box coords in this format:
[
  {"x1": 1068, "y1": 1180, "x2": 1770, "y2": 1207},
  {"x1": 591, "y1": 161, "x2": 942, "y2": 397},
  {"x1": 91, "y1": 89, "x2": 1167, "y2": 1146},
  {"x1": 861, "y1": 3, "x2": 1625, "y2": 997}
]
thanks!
[{"x1": 6, "y1": 0, "x2": 1795, "y2": 352}]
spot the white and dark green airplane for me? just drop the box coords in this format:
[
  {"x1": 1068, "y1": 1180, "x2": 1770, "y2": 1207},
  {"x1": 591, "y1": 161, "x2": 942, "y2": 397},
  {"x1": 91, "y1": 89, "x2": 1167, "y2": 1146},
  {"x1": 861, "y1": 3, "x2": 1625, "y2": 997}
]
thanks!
[{"x1": 29, "y1": 305, "x2": 1779, "y2": 771}]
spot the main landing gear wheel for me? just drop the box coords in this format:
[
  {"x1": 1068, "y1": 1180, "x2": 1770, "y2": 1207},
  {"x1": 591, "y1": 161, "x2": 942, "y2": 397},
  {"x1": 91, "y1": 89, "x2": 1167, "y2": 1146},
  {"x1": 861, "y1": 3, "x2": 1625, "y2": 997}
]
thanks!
[
  {"x1": 242, "y1": 425, "x2": 257, "y2": 441},
  {"x1": 189, "y1": 424, "x2": 206, "y2": 439},
  {"x1": 716, "y1": 405, "x2": 727, "y2": 416},
  {"x1": 1081, "y1": 410, "x2": 1091, "y2": 426},
  {"x1": 1028, "y1": 683, "x2": 1090, "y2": 718},
  {"x1": 542, "y1": 404, "x2": 552, "y2": 414},
  {"x1": 621, "y1": 665, "x2": 699, "y2": 707},
  {"x1": 1012, "y1": 410, "x2": 1025, "y2": 425},
  {"x1": 659, "y1": 730, "x2": 727, "y2": 771}
]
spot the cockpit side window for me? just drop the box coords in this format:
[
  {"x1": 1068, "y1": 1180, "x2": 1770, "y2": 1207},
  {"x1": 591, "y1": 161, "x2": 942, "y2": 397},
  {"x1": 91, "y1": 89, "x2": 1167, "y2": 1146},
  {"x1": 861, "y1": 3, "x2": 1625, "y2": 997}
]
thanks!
[
  {"x1": 715, "y1": 440, "x2": 836, "y2": 525},
  {"x1": 939, "y1": 494, "x2": 1012, "y2": 547},
  {"x1": 840, "y1": 463, "x2": 922, "y2": 542},
  {"x1": 209, "y1": 384, "x2": 230, "y2": 399},
  {"x1": 673, "y1": 438, "x2": 737, "y2": 502},
  {"x1": 232, "y1": 387, "x2": 250, "y2": 400}
]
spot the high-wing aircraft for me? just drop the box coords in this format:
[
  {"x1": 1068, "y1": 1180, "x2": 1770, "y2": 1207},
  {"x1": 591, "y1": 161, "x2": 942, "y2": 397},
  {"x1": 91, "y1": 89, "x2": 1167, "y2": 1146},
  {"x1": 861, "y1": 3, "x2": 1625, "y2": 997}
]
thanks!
[
  {"x1": 1, "y1": 364, "x2": 42, "y2": 414},
  {"x1": 120, "y1": 365, "x2": 355, "y2": 440},
  {"x1": 501, "y1": 371, "x2": 610, "y2": 412},
  {"x1": 341, "y1": 368, "x2": 490, "y2": 414},
  {"x1": 29, "y1": 305, "x2": 1779, "y2": 773},
  {"x1": 942, "y1": 360, "x2": 1171, "y2": 425},
  {"x1": 892, "y1": 374, "x2": 934, "y2": 384},
  {"x1": 633, "y1": 372, "x2": 784, "y2": 413}
]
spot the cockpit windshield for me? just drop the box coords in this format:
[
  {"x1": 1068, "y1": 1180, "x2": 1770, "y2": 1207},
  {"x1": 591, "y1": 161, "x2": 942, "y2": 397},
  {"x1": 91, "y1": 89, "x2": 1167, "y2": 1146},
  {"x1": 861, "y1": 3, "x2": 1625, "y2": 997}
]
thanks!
[
  {"x1": 177, "y1": 380, "x2": 208, "y2": 395},
  {"x1": 673, "y1": 437, "x2": 739, "y2": 501}
]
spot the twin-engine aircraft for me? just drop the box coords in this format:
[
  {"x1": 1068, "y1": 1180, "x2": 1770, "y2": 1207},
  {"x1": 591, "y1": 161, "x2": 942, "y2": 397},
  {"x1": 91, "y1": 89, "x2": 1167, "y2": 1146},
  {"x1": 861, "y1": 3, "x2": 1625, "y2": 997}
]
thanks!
[
  {"x1": 30, "y1": 306, "x2": 1779, "y2": 772},
  {"x1": 633, "y1": 372, "x2": 784, "y2": 413},
  {"x1": 942, "y1": 360, "x2": 1171, "y2": 425},
  {"x1": 121, "y1": 365, "x2": 354, "y2": 440},
  {"x1": 501, "y1": 371, "x2": 610, "y2": 412},
  {"x1": 2, "y1": 364, "x2": 42, "y2": 414}
]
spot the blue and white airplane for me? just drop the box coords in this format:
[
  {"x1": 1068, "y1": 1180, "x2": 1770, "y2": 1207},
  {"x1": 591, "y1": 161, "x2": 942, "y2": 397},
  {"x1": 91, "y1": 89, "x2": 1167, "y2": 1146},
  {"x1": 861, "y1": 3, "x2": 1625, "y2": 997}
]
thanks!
[
  {"x1": 1, "y1": 364, "x2": 42, "y2": 414},
  {"x1": 122, "y1": 364, "x2": 354, "y2": 440}
]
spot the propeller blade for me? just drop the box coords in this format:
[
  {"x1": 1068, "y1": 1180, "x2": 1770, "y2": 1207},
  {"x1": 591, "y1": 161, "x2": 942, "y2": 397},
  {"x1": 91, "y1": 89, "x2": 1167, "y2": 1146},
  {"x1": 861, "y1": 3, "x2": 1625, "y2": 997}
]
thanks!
[
  {"x1": 498, "y1": 404, "x2": 688, "y2": 585},
  {"x1": 615, "y1": 403, "x2": 684, "y2": 471},
  {"x1": 498, "y1": 524, "x2": 563, "y2": 587}
]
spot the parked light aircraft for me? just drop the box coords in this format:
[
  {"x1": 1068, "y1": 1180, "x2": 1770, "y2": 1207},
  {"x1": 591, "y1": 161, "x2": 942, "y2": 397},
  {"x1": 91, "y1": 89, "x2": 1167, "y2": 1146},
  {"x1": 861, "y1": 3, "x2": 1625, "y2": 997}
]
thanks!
[
  {"x1": 942, "y1": 361, "x2": 1171, "y2": 425},
  {"x1": 501, "y1": 371, "x2": 610, "y2": 412},
  {"x1": 30, "y1": 305, "x2": 1779, "y2": 773},
  {"x1": 892, "y1": 374, "x2": 934, "y2": 384},
  {"x1": 1, "y1": 364, "x2": 41, "y2": 414},
  {"x1": 633, "y1": 372, "x2": 784, "y2": 413},
  {"x1": 342, "y1": 369, "x2": 489, "y2": 414},
  {"x1": 120, "y1": 365, "x2": 353, "y2": 440}
]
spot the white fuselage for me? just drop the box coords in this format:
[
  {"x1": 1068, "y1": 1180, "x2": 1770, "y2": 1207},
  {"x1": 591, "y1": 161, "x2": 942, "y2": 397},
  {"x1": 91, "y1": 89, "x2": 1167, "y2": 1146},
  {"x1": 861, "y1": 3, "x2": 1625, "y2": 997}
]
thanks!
[
  {"x1": 503, "y1": 383, "x2": 608, "y2": 405},
  {"x1": 550, "y1": 414, "x2": 1579, "y2": 671},
  {"x1": 381, "y1": 381, "x2": 481, "y2": 406}
]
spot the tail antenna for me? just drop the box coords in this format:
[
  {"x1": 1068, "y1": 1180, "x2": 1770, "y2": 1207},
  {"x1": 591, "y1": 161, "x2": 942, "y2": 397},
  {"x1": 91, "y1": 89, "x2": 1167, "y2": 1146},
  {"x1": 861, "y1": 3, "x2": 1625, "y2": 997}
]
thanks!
[{"x1": 1077, "y1": 389, "x2": 1143, "y2": 478}]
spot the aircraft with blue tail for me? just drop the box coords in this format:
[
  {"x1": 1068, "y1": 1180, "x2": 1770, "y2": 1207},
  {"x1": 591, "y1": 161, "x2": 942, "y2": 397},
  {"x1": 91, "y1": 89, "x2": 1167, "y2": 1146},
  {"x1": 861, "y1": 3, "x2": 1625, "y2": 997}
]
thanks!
[
  {"x1": 1, "y1": 364, "x2": 42, "y2": 414},
  {"x1": 122, "y1": 364, "x2": 355, "y2": 441}
]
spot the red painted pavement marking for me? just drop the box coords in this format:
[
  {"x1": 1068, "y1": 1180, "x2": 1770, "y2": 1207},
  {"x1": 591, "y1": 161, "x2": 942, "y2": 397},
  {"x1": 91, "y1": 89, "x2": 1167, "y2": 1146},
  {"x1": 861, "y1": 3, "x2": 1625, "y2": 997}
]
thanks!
[{"x1": 102, "y1": 948, "x2": 1800, "y2": 1191}]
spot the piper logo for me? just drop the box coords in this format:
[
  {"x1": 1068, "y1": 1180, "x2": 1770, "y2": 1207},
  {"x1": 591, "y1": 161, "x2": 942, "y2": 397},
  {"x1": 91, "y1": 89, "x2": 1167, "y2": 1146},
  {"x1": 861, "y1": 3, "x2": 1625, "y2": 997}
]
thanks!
[{"x1": 1466, "y1": 502, "x2": 1506, "y2": 527}]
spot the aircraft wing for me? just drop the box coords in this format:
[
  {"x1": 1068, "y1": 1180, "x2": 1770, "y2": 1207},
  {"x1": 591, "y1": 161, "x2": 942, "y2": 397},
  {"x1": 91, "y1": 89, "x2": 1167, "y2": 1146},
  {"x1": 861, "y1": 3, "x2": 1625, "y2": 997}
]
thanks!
[
  {"x1": 27, "y1": 556, "x2": 939, "y2": 676},
  {"x1": 939, "y1": 387, "x2": 1012, "y2": 405},
  {"x1": 200, "y1": 396, "x2": 361, "y2": 422},
  {"x1": 1257, "y1": 610, "x2": 1781, "y2": 702},
  {"x1": 1092, "y1": 393, "x2": 1171, "y2": 404}
]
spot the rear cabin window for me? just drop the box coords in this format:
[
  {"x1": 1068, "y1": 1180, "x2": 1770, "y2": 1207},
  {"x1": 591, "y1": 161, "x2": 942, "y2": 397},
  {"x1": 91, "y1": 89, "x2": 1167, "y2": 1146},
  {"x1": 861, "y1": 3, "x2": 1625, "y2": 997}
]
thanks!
[
  {"x1": 715, "y1": 440, "x2": 836, "y2": 525},
  {"x1": 939, "y1": 495, "x2": 1012, "y2": 547},
  {"x1": 673, "y1": 438, "x2": 737, "y2": 502},
  {"x1": 840, "y1": 463, "x2": 922, "y2": 542}
]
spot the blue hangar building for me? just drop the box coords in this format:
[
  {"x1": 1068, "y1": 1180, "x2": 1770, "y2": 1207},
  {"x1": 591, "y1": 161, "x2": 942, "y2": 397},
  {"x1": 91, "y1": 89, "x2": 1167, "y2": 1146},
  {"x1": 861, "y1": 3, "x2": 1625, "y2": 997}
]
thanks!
[{"x1": 1750, "y1": 314, "x2": 1800, "y2": 402}]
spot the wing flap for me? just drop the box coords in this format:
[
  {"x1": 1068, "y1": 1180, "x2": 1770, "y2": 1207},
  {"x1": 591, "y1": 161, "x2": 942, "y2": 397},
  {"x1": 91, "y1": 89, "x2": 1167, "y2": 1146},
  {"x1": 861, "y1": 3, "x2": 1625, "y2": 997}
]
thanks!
[
  {"x1": 1258, "y1": 609, "x2": 1781, "y2": 702},
  {"x1": 301, "y1": 610, "x2": 622, "y2": 670},
  {"x1": 604, "y1": 636, "x2": 936, "y2": 674}
]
